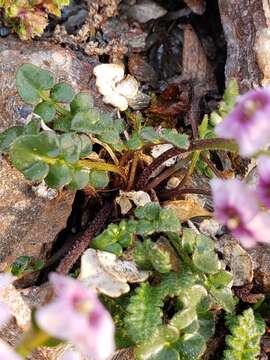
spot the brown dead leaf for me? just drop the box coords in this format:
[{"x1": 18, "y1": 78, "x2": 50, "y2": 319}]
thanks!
[{"x1": 163, "y1": 197, "x2": 211, "y2": 222}]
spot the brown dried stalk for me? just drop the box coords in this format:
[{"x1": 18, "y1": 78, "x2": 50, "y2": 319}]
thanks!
[
  {"x1": 158, "y1": 187, "x2": 211, "y2": 201},
  {"x1": 56, "y1": 201, "x2": 113, "y2": 275},
  {"x1": 136, "y1": 138, "x2": 237, "y2": 190}
]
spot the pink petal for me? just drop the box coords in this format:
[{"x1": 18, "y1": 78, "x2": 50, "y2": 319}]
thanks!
[{"x1": 0, "y1": 340, "x2": 22, "y2": 360}]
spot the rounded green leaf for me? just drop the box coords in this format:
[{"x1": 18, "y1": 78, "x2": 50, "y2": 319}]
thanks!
[
  {"x1": 68, "y1": 168, "x2": 90, "y2": 190},
  {"x1": 59, "y1": 133, "x2": 81, "y2": 164},
  {"x1": 50, "y1": 83, "x2": 75, "y2": 103},
  {"x1": 71, "y1": 110, "x2": 100, "y2": 133},
  {"x1": 141, "y1": 127, "x2": 160, "y2": 142},
  {"x1": 23, "y1": 161, "x2": 50, "y2": 181},
  {"x1": 23, "y1": 119, "x2": 41, "y2": 135},
  {"x1": 170, "y1": 308, "x2": 197, "y2": 330},
  {"x1": 0, "y1": 126, "x2": 23, "y2": 153},
  {"x1": 79, "y1": 134, "x2": 92, "y2": 157},
  {"x1": 89, "y1": 170, "x2": 109, "y2": 189},
  {"x1": 174, "y1": 333, "x2": 206, "y2": 360},
  {"x1": 10, "y1": 132, "x2": 60, "y2": 172},
  {"x1": 16, "y1": 64, "x2": 55, "y2": 104},
  {"x1": 53, "y1": 114, "x2": 72, "y2": 132},
  {"x1": 70, "y1": 92, "x2": 94, "y2": 112},
  {"x1": 45, "y1": 162, "x2": 73, "y2": 189},
  {"x1": 34, "y1": 101, "x2": 56, "y2": 123},
  {"x1": 104, "y1": 243, "x2": 123, "y2": 256},
  {"x1": 192, "y1": 250, "x2": 221, "y2": 274}
]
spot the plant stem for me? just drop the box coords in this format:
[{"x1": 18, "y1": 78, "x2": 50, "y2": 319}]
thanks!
[
  {"x1": 78, "y1": 159, "x2": 124, "y2": 177},
  {"x1": 16, "y1": 328, "x2": 51, "y2": 358},
  {"x1": 137, "y1": 138, "x2": 237, "y2": 190},
  {"x1": 39, "y1": 93, "x2": 70, "y2": 117},
  {"x1": 56, "y1": 201, "x2": 113, "y2": 275},
  {"x1": 91, "y1": 136, "x2": 119, "y2": 165},
  {"x1": 159, "y1": 187, "x2": 211, "y2": 201},
  {"x1": 126, "y1": 151, "x2": 139, "y2": 191}
]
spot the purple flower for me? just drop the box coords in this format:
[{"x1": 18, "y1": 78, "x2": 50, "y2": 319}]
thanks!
[
  {"x1": 216, "y1": 88, "x2": 270, "y2": 157},
  {"x1": 0, "y1": 273, "x2": 14, "y2": 328},
  {"x1": 0, "y1": 340, "x2": 22, "y2": 360},
  {"x1": 36, "y1": 273, "x2": 115, "y2": 360},
  {"x1": 257, "y1": 155, "x2": 270, "y2": 208},
  {"x1": 211, "y1": 178, "x2": 270, "y2": 248},
  {"x1": 61, "y1": 351, "x2": 81, "y2": 360}
]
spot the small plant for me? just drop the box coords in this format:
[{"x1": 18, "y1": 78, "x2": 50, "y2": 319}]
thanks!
[
  {"x1": 0, "y1": 0, "x2": 70, "y2": 40},
  {"x1": 10, "y1": 256, "x2": 44, "y2": 278},
  {"x1": 223, "y1": 308, "x2": 265, "y2": 360},
  {"x1": 96, "y1": 204, "x2": 236, "y2": 360}
]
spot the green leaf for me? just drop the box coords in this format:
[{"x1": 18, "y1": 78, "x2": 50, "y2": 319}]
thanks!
[
  {"x1": 224, "y1": 308, "x2": 265, "y2": 360},
  {"x1": 181, "y1": 228, "x2": 196, "y2": 254},
  {"x1": 174, "y1": 333, "x2": 206, "y2": 360},
  {"x1": 68, "y1": 168, "x2": 90, "y2": 190},
  {"x1": 23, "y1": 119, "x2": 41, "y2": 135},
  {"x1": 11, "y1": 256, "x2": 31, "y2": 277},
  {"x1": 71, "y1": 110, "x2": 100, "y2": 132},
  {"x1": 140, "y1": 127, "x2": 160, "y2": 143},
  {"x1": 91, "y1": 220, "x2": 133, "y2": 254},
  {"x1": 59, "y1": 133, "x2": 81, "y2": 164},
  {"x1": 53, "y1": 114, "x2": 72, "y2": 132},
  {"x1": 23, "y1": 161, "x2": 50, "y2": 181},
  {"x1": 136, "y1": 326, "x2": 180, "y2": 360},
  {"x1": 10, "y1": 132, "x2": 60, "y2": 172},
  {"x1": 197, "y1": 312, "x2": 215, "y2": 341},
  {"x1": 208, "y1": 271, "x2": 233, "y2": 288},
  {"x1": 125, "y1": 283, "x2": 164, "y2": 344},
  {"x1": 16, "y1": 64, "x2": 55, "y2": 104},
  {"x1": 79, "y1": 134, "x2": 92, "y2": 157},
  {"x1": 160, "y1": 129, "x2": 189, "y2": 149},
  {"x1": 45, "y1": 162, "x2": 73, "y2": 189},
  {"x1": 126, "y1": 132, "x2": 144, "y2": 150},
  {"x1": 50, "y1": 83, "x2": 75, "y2": 103},
  {"x1": 209, "y1": 287, "x2": 236, "y2": 313},
  {"x1": 70, "y1": 92, "x2": 94, "y2": 112},
  {"x1": 34, "y1": 101, "x2": 56, "y2": 123},
  {"x1": 0, "y1": 126, "x2": 24, "y2": 153},
  {"x1": 192, "y1": 250, "x2": 221, "y2": 274},
  {"x1": 170, "y1": 308, "x2": 197, "y2": 330},
  {"x1": 89, "y1": 170, "x2": 109, "y2": 189}
]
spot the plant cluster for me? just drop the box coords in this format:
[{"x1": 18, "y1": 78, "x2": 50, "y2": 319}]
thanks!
[
  {"x1": 0, "y1": 64, "x2": 268, "y2": 359},
  {"x1": 97, "y1": 204, "x2": 236, "y2": 359},
  {"x1": 0, "y1": 0, "x2": 69, "y2": 39}
]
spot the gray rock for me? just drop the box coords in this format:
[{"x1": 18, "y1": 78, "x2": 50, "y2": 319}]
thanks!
[{"x1": 0, "y1": 37, "x2": 97, "y2": 270}]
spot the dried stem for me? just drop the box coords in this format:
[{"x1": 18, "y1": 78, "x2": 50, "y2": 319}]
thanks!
[
  {"x1": 159, "y1": 187, "x2": 212, "y2": 201},
  {"x1": 137, "y1": 138, "x2": 238, "y2": 190},
  {"x1": 56, "y1": 201, "x2": 113, "y2": 275},
  {"x1": 126, "y1": 151, "x2": 139, "y2": 191}
]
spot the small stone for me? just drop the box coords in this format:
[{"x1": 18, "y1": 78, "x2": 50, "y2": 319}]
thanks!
[{"x1": 127, "y1": 0, "x2": 167, "y2": 23}]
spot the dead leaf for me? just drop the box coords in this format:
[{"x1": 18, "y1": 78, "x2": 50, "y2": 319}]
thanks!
[
  {"x1": 116, "y1": 190, "x2": 151, "y2": 215},
  {"x1": 163, "y1": 197, "x2": 211, "y2": 222},
  {"x1": 79, "y1": 249, "x2": 150, "y2": 297}
]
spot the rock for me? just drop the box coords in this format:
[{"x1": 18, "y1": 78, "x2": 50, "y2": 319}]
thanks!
[
  {"x1": 0, "y1": 36, "x2": 97, "y2": 270},
  {"x1": 249, "y1": 245, "x2": 270, "y2": 295},
  {"x1": 217, "y1": 235, "x2": 253, "y2": 287}
]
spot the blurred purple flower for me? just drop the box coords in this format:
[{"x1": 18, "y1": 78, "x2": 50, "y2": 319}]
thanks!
[
  {"x1": 0, "y1": 273, "x2": 13, "y2": 328},
  {"x1": 61, "y1": 350, "x2": 81, "y2": 360},
  {"x1": 257, "y1": 155, "x2": 270, "y2": 208},
  {"x1": 36, "y1": 273, "x2": 115, "y2": 360},
  {"x1": 211, "y1": 178, "x2": 270, "y2": 247},
  {"x1": 0, "y1": 339, "x2": 22, "y2": 360},
  {"x1": 216, "y1": 88, "x2": 270, "y2": 157}
]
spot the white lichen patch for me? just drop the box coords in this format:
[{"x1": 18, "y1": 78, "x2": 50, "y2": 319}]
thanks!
[
  {"x1": 79, "y1": 249, "x2": 150, "y2": 297},
  {"x1": 93, "y1": 63, "x2": 141, "y2": 111}
]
